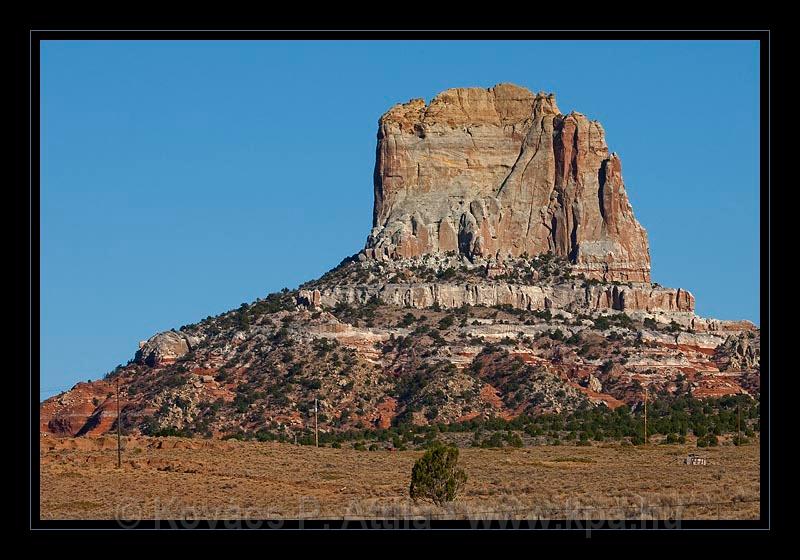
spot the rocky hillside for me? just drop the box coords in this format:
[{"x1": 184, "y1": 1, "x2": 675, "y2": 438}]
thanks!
[
  {"x1": 41, "y1": 84, "x2": 759, "y2": 444},
  {"x1": 40, "y1": 283, "x2": 759, "y2": 441}
]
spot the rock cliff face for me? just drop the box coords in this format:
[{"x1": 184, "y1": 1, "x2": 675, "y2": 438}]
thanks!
[
  {"x1": 300, "y1": 282, "x2": 694, "y2": 316},
  {"x1": 365, "y1": 83, "x2": 650, "y2": 282}
]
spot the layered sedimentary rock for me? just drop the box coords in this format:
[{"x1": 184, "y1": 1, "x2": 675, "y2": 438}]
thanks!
[
  {"x1": 39, "y1": 380, "x2": 116, "y2": 436},
  {"x1": 365, "y1": 83, "x2": 650, "y2": 282},
  {"x1": 300, "y1": 282, "x2": 694, "y2": 315},
  {"x1": 300, "y1": 283, "x2": 755, "y2": 333}
]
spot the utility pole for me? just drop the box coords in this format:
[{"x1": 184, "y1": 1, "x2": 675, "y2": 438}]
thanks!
[
  {"x1": 643, "y1": 386, "x2": 648, "y2": 446},
  {"x1": 737, "y1": 402, "x2": 742, "y2": 444},
  {"x1": 116, "y1": 377, "x2": 121, "y2": 469},
  {"x1": 314, "y1": 398, "x2": 319, "y2": 447}
]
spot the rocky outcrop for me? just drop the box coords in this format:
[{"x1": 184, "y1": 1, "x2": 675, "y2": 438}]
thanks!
[
  {"x1": 305, "y1": 281, "x2": 694, "y2": 315},
  {"x1": 39, "y1": 381, "x2": 115, "y2": 436},
  {"x1": 297, "y1": 289, "x2": 322, "y2": 309},
  {"x1": 586, "y1": 284, "x2": 694, "y2": 313},
  {"x1": 135, "y1": 331, "x2": 200, "y2": 367},
  {"x1": 365, "y1": 83, "x2": 650, "y2": 282},
  {"x1": 584, "y1": 374, "x2": 603, "y2": 393},
  {"x1": 690, "y1": 318, "x2": 758, "y2": 333},
  {"x1": 715, "y1": 332, "x2": 760, "y2": 371}
]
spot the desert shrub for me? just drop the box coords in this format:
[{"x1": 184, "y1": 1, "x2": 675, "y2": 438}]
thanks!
[
  {"x1": 255, "y1": 430, "x2": 276, "y2": 442},
  {"x1": 693, "y1": 423, "x2": 708, "y2": 437},
  {"x1": 272, "y1": 326, "x2": 290, "y2": 343},
  {"x1": 409, "y1": 442, "x2": 467, "y2": 506},
  {"x1": 398, "y1": 313, "x2": 417, "y2": 328},
  {"x1": 313, "y1": 337, "x2": 339, "y2": 356},
  {"x1": 479, "y1": 432, "x2": 506, "y2": 448},
  {"x1": 506, "y1": 432, "x2": 524, "y2": 448},
  {"x1": 565, "y1": 332, "x2": 582, "y2": 345},
  {"x1": 532, "y1": 309, "x2": 552, "y2": 321},
  {"x1": 300, "y1": 378, "x2": 322, "y2": 391},
  {"x1": 150, "y1": 425, "x2": 191, "y2": 438},
  {"x1": 431, "y1": 267, "x2": 455, "y2": 282},
  {"x1": 548, "y1": 329, "x2": 565, "y2": 341},
  {"x1": 593, "y1": 316, "x2": 611, "y2": 330},
  {"x1": 233, "y1": 394, "x2": 251, "y2": 413},
  {"x1": 666, "y1": 320, "x2": 683, "y2": 333}
]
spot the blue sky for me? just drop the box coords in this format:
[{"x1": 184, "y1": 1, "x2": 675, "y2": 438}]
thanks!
[{"x1": 40, "y1": 40, "x2": 760, "y2": 399}]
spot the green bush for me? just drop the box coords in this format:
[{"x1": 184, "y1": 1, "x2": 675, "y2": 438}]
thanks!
[
  {"x1": 548, "y1": 329, "x2": 565, "y2": 341},
  {"x1": 409, "y1": 442, "x2": 467, "y2": 506},
  {"x1": 593, "y1": 316, "x2": 611, "y2": 330},
  {"x1": 398, "y1": 313, "x2": 417, "y2": 328}
]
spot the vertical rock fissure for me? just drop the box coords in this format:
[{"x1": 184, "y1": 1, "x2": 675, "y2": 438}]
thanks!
[{"x1": 366, "y1": 84, "x2": 650, "y2": 282}]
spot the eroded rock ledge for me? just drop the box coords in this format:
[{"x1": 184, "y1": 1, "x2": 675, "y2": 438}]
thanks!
[{"x1": 299, "y1": 283, "x2": 752, "y2": 334}]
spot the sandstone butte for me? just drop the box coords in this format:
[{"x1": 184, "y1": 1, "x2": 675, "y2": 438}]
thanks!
[
  {"x1": 40, "y1": 83, "x2": 759, "y2": 439},
  {"x1": 302, "y1": 83, "x2": 749, "y2": 329},
  {"x1": 365, "y1": 83, "x2": 650, "y2": 283}
]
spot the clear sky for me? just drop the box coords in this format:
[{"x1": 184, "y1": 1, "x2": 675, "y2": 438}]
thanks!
[{"x1": 40, "y1": 40, "x2": 760, "y2": 399}]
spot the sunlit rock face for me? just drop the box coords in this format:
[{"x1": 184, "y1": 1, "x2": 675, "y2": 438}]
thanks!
[{"x1": 365, "y1": 83, "x2": 651, "y2": 283}]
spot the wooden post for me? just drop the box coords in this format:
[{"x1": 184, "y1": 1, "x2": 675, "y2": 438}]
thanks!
[
  {"x1": 116, "y1": 377, "x2": 121, "y2": 469},
  {"x1": 314, "y1": 398, "x2": 319, "y2": 448},
  {"x1": 643, "y1": 386, "x2": 648, "y2": 445},
  {"x1": 737, "y1": 403, "x2": 741, "y2": 444}
]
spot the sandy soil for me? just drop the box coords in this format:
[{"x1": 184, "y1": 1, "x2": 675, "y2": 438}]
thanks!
[{"x1": 40, "y1": 436, "x2": 760, "y2": 521}]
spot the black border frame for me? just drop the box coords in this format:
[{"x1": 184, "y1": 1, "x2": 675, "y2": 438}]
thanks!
[{"x1": 19, "y1": 27, "x2": 775, "y2": 541}]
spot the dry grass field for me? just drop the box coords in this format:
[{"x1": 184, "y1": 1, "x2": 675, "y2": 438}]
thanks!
[{"x1": 40, "y1": 436, "x2": 759, "y2": 521}]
